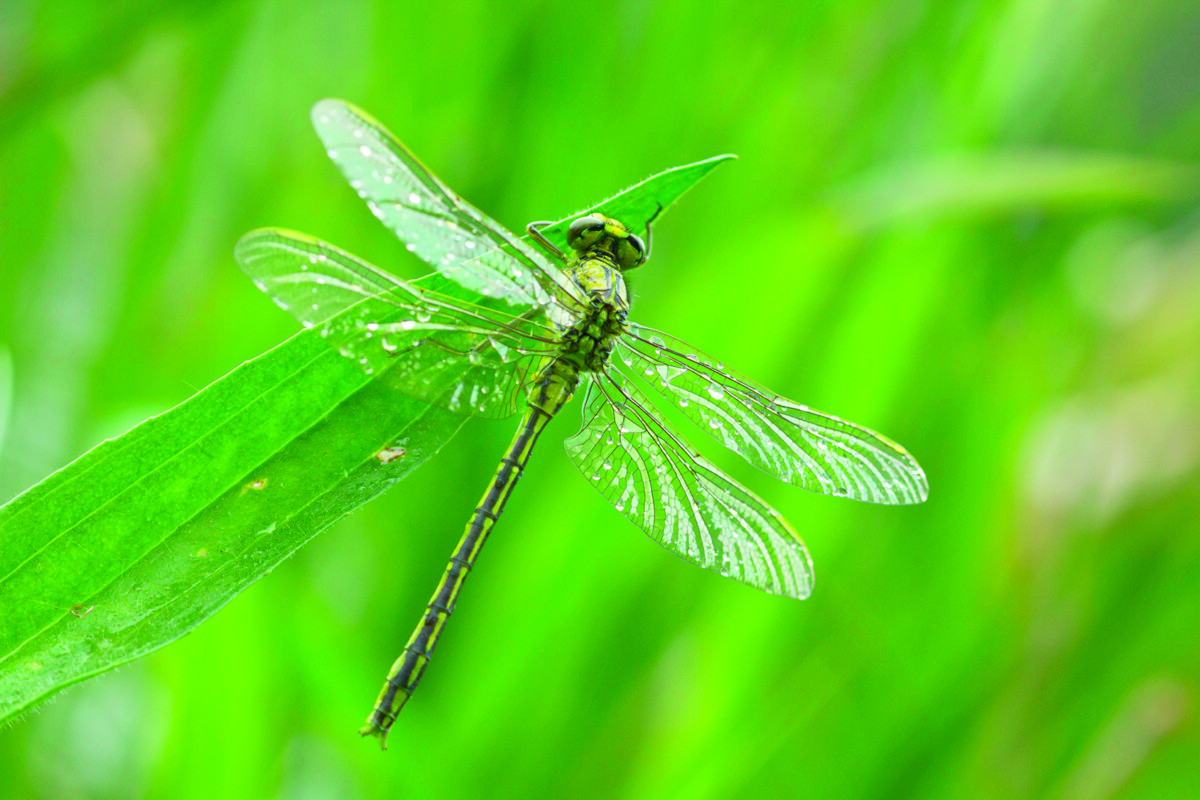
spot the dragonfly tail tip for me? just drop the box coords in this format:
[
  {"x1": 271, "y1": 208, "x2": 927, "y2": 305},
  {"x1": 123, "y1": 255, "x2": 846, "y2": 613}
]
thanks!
[{"x1": 359, "y1": 722, "x2": 390, "y2": 751}]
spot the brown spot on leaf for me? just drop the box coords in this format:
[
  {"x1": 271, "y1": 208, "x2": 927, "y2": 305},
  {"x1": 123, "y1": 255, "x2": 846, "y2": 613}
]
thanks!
[
  {"x1": 240, "y1": 477, "x2": 269, "y2": 495},
  {"x1": 376, "y1": 447, "x2": 407, "y2": 464}
]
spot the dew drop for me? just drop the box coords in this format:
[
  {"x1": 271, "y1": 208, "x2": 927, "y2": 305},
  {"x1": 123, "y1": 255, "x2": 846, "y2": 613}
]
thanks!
[
  {"x1": 359, "y1": 145, "x2": 371, "y2": 157},
  {"x1": 707, "y1": 384, "x2": 725, "y2": 400}
]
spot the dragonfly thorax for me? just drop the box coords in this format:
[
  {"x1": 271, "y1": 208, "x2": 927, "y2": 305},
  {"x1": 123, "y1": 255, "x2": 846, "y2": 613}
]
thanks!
[{"x1": 558, "y1": 304, "x2": 625, "y2": 373}]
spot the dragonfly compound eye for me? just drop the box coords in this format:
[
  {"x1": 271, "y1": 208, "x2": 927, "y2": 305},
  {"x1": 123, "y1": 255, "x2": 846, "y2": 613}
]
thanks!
[
  {"x1": 618, "y1": 234, "x2": 647, "y2": 270},
  {"x1": 567, "y1": 215, "x2": 607, "y2": 250}
]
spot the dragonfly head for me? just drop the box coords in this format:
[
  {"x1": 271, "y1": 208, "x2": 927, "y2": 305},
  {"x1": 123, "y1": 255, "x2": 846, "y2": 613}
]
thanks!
[{"x1": 566, "y1": 214, "x2": 648, "y2": 271}]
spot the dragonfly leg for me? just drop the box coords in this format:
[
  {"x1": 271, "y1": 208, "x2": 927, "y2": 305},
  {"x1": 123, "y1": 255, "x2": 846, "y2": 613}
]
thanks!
[
  {"x1": 526, "y1": 221, "x2": 565, "y2": 261},
  {"x1": 643, "y1": 203, "x2": 664, "y2": 260}
]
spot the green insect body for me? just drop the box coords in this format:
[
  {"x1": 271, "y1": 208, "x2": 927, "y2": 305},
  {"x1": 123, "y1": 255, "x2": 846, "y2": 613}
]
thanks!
[
  {"x1": 359, "y1": 219, "x2": 637, "y2": 741},
  {"x1": 236, "y1": 100, "x2": 928, "y2": 750}
]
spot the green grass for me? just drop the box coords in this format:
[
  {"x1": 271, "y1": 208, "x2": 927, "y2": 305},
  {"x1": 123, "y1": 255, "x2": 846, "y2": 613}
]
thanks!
[{"x1": 2, "y1": 1, "x2": 1199, "y2": 798}]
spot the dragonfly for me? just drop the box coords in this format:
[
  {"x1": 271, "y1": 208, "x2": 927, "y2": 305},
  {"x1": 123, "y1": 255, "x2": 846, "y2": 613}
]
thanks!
[{"x1": 235, "y1": 99, "x2": 928, "y2": 749}]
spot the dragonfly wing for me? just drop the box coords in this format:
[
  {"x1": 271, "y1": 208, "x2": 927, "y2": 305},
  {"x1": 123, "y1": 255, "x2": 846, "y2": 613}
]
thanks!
[
  {"x1": 311, "y1": 99, "x2": 588, "y2": 318},
  {"x1": 565, "y1": 371, "x2": 814, "y2": 599},
  {"x1": 236, "y1": 228, "x2": 556, "y2": 419},
  {"x1": 619, "y1": 325, "x2": 928, "y2": 504}
]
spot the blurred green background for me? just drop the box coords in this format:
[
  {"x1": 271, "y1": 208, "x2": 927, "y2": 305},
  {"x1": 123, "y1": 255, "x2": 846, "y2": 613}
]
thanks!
[{"x1": 2, "y1": 0, "x2": 1199, "y2": 797}]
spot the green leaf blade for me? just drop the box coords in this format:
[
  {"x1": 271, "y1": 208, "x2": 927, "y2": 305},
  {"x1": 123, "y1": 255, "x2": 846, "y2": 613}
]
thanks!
[
  {"x1": 0, "y1": 149, "x2": 734, "y2": 723},
  {"x1": 0, "y1": 328, "x2": 462, "y2": 722}
]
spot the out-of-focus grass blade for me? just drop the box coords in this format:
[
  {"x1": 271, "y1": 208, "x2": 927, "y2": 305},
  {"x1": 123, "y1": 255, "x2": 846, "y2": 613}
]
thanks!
[
  {"x1": 833, "y1": 151, "x2": 1200, "y2": 229},
  {"x1": 0, "y1": 152, "x2": 734, "y2": 722},
  {"x1": 0, "y1": 347, "x2": 11, "y2": 461}
]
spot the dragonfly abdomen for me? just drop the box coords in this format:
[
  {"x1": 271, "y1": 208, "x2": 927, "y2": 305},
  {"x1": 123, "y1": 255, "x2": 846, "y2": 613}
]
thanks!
[{"x1": 360, "y1": 367, "x2": 578, "y2": 749}]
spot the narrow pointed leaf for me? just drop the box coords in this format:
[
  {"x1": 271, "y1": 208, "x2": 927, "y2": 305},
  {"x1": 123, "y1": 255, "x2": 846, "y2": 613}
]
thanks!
[{"x1": 0, "y1": 151, "x2": 734, "y2": 723}]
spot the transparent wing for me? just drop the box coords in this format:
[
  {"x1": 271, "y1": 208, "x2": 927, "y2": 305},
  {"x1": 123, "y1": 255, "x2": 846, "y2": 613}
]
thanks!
[
  {"x1": 311, "y1": 99, "x2": 588, "y2": 319},
  {"x1": 236, "y1": 228, "x2": 559, "y2": 419},
  {"x1": 619, "y1": 325, "x2": 928, "y2": 505},
  {"x1": 565, "y1": 370, "x2": 814, "y2": 599}
]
